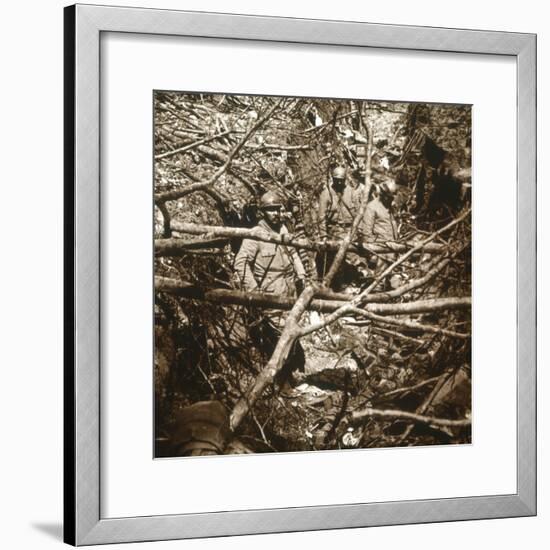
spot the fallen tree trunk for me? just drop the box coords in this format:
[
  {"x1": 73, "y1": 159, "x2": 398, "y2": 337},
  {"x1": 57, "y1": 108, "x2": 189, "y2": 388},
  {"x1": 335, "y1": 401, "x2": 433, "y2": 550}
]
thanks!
[
  {"x1": 159, "y1": 224, "x2": 447, "y2": 255},
  {"x1": 155, "y1": 279, "x2": 471, "y2": 315},
  {"x1": 156, "y1": 276, "x2": 338, "y2": 312},
  {"x1": 155, "y1": 237, "x2": 230, "y2": 254},
  {"x1": 155, "y1": 277, "x2": 471, "y2": 315}
]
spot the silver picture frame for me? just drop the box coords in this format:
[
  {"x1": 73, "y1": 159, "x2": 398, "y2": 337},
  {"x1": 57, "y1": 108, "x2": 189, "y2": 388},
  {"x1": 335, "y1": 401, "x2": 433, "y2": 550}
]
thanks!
[{"x1": 64, "y1": 3, "x2": 536, "y2": 545}]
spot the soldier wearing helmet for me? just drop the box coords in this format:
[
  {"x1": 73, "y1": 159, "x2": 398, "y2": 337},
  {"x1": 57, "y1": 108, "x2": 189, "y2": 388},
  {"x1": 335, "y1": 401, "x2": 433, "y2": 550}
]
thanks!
[
  {"x1": 234, "y1": 190, "x2": 306, "y2": 299},
  {"x1": 233, "y1": 190, "x2": 306, "y2": 388},
  {"x1": 318, "y1": 166, "x2": 364, "y2": 241},
  {"x1": 316, "y1": 166, "x2": 365, "y2": 286},
  {"x1": 359, "y1": 177, "x2": 400, "y2": 284},
  {"x1": 361, "y1": 178, "x2": 398, "y2": 243}
]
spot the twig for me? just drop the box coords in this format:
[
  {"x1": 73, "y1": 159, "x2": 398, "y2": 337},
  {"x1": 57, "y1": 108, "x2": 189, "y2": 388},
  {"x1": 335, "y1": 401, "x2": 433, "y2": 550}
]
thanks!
[
  {"x1": 397, "y1": 368, "x2": 456, "y2": 444},
  {"x1": 244, "y1": 143, "x2": 312, "y2": 151},
  {"x1": 326, "y1": 372, "x2": 350, "y2": 444},
  {"x1": 250, "y1": 408, "x2": 270, "y2": 447},
  {"x1": 373, "y1": 376, "x2": 441, "y2": 401},
  {"x1": 349, "y1": 309, "x2": 470, "y2": 339},
  {"x1": 369, "y1": 326, "x2": 426, "y2": 344},
  {"x1": 155, "y1": 98, "x2": 283, "y2": 203},
  {"x1": 155, "y1": 130, "x2": 235, "y2": 160},
  {"x1": 297, "y1": 297, "x2": 471, "y2": 337},
  {"x1": 351, "y1": 407, "x2": 470, "y2": 429}
]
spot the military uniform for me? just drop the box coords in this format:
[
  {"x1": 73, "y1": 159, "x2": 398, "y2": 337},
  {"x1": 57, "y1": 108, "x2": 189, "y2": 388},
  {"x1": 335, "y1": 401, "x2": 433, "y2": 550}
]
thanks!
[
  {"x1": 318, "y1": 184, "x2": 364, "y2": 239},
  {"x1": 317, "y1": 183, "x2": 366, "y2": 287},
  {"x1": 361, "y1": 197, "x2": 398, "y2": 242},
  {"x1": 234, "y1": 219, "x2": 306, "y2": 384},
  {"x1": 234, "y1": 220, "x2": 305, "y2": 301},
  {"x1": 361, "y1": 196, "x2": 399, "y2": 276}
]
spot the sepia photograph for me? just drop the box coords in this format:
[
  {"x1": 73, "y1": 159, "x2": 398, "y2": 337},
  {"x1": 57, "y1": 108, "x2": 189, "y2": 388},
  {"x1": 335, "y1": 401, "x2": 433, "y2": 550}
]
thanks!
[{"x1": 153, "y1": 92, "x2": 472, "y2": 458}]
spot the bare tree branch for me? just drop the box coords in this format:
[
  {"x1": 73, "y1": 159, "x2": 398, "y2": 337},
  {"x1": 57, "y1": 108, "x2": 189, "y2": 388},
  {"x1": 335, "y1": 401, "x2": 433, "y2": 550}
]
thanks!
[
  {"x1": 156, "y1": 202, "x2": 172, "y2": 238},
  {"x1": 229, "y1": 285, "x2": 318, "y2": 431},
  {"x1": 155, "y1": 237, "x2": 230, "y2": 254},
  {"x1": 155, "y1": 98, "x2": 284, "y2": 203},
  {"x1": 396, "y1": 367, "x2": 463, "y2": 444},
  {"x1": 357, "y1": 298, "x2": 471, "y2": 316},
  {"x1": 155, "y1": 276, "x2": 470, "y2": 317},
  {"x1": 158, "y1": 225, "x2": 447, "y2": 255},
  {"x1": 373, "y1": 376, "x2": 441, "y2": 402},
  {"x1": 155, "y1": 130, "x2": 235, "y2": 160},
  {"x1": 300, "y1": 208, "x2": 472, "y2": 335},
  {"x1": 346, "y1": 309, "x2": 470, "y2": 339},
  {"x1": 350, "y1": 407, "x2": 471, "y2": 429},
  {"x1": 244, "y1": 143, "x2": 312, "y2": 151}
]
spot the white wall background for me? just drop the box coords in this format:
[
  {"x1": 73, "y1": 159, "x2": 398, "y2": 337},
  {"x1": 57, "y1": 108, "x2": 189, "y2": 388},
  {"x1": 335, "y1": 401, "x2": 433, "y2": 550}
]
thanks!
[{"x1": 0, "y1": 1, "x2": 546, "y2": 548}]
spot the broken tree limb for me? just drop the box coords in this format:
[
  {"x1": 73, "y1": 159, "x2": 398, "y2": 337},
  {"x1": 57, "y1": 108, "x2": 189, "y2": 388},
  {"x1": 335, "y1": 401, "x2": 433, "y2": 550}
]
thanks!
[
  {"x1": 155, "y1": 130, "x2": 235, "y2": 160},
  {"x1": 299, "y1": 208, "x2": 472, "y2": 336},
  {"x1": 356, "y1": 298, "x2": 471, "y2": 316},
  {"x1": 356, "y1": 207, "x2": 472, "y2": 301},
  {"x1": 155, "y1": 99, "x2": 283, "y2": 204},
  {"x1": 229, "y1": 285, "x2": 318, "y2": 431},
  {"x1": 155, "y1": 237, "x2": 232, "y2": 255},
  {"x1": 162, "y1": 223, "x2": 447, "y2": 254},
  {"x1": 373, "y1": 376, "x2": 441, "y2": 402},
  {"x1": 369, "y1": 326, "x2": 427, "y2": 344},
  {"x1": 156, "y1": 276, "x2": 335, "y2": 312},
  {"x1": 396, "y1": 367, "x2": 464, "y2": 444},
  {"x1": 244, "y1": 143, "x2": 312, "y2": 151},
  {"x1": 297, "y1": 297, "x2": 471, "y2": 337},
  {"x1": 350, "y1": 407, "x2": 471, "y2": 429},
  {"x1": 152, "y1": 277, "x2": 335, "y2": 303},
  {"x1": 346, "y1": 309, "x2": 470, "y2": 339},
  {"x1": 156, "y1": 202, "x2": 172, "y2": 239},
  {"x1": 155, "y1": 277, "x2": 471, "y2": 317}
]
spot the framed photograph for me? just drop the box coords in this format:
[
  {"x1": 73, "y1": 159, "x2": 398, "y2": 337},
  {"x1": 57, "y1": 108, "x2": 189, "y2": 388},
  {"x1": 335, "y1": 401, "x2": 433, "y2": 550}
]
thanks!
[{"x1": 64, "y1": 3, "x2": 536, "y2": 545}]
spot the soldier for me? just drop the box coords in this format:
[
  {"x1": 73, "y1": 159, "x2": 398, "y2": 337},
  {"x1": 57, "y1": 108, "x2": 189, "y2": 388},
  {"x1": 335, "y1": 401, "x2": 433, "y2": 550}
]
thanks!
[
  {"x1": 362, "y1": 178, "x2": 398, "y2": 244},
  {"x1": 316, "y1": 166, "x2": 366, "y2": 288},
  {"x1": 318, "y1": 166, "x2": 364, "y2": 241},
  {"x1": 233, "y1": 191, "x2": 306, "y2": 388},
  {"x1": 361, "y1": 178, "x2": 400, "y2": 284}
]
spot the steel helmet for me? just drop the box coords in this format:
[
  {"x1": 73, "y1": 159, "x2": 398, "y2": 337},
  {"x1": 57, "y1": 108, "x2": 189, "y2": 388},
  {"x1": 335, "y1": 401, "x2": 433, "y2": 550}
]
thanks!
[
  {"x1": 332, "y1": 166, "x2": 347, "y2": 179},
  {"x1": 379, "y1": 178, "x2": 398, "y2": 196},
  {"x1": 259, "y1": 191, "x2": 284, "y2": 209}
]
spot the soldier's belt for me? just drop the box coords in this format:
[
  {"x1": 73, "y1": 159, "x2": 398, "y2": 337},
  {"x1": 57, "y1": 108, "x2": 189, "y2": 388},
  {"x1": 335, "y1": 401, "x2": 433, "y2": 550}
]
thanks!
[{"x1": 256, "y1": 268, "x2": 294, "y2": 274}]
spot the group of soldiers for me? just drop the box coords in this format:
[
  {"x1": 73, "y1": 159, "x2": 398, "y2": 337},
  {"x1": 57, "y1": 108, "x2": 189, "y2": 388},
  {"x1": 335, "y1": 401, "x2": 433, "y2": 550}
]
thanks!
[{"x1": 232, "y1": 165, "x2": 400, "y2": 389}]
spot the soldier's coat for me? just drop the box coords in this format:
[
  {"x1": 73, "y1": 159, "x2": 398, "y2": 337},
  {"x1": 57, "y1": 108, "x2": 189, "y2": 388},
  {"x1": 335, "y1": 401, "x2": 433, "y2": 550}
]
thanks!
[
  {"x1": 318, "y1": 183, "x2": 364, "y2": 238},
  {"x1": 361, "y1": 197, "x2": 398, "y2": 242},
  {"x1": 233, "y1": 219, "x2": 305, "y2": 298}
]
